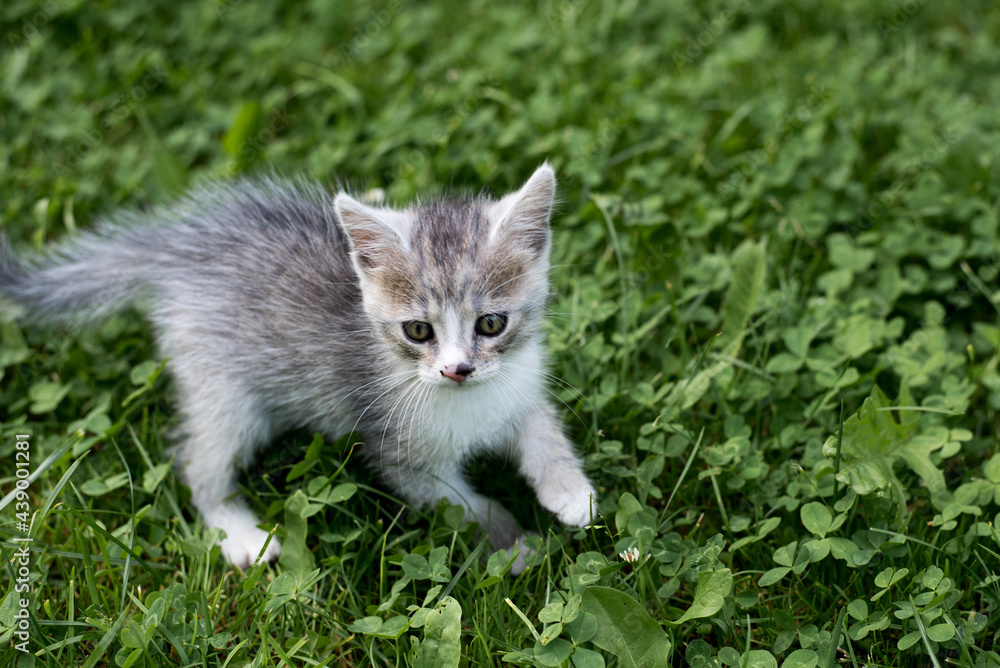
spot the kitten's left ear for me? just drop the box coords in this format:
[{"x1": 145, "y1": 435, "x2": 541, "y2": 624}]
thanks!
[{"x1": 488, "y1": 163, "x2": 556, "y2": 258}]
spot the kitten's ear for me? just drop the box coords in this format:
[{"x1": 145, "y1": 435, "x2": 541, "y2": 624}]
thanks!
[
  {"x1": 489, "y1": 163, "x2": 556, "y2": 258},
  {"x1": 334, "y1": 193, "x2": 408, "y2": 271}
]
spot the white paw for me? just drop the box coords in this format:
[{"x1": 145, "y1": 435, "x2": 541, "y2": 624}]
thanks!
[
  {"x1": 219, "y1": 523, "x2": 281, "y2": 569},
  {"x1": 207, "y1": 504, "x2": 282, "y2": 569},
  {"x1": 540, "y1": 482, "x2": 600, "y2": 528}
]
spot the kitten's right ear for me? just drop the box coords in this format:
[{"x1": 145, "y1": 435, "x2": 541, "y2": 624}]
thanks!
[
  {"x1": 334, "y1": 193, "x2": 409, "y2": 271},
  {"x1": 488, "y1": 163, "x2": 556, "y2": 259}
]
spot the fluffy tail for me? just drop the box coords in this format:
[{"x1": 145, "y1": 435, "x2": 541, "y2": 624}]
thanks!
[{"x1": 0, "y1": 227, "x2": 154, "y2": 327}]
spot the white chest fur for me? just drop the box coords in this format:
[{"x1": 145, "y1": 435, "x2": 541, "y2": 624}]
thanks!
[{"x1": 415, "y1": 344, "x2": 546, "y2": 468}]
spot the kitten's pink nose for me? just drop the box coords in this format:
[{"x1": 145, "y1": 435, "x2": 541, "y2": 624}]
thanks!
[{"x1": 441, "y1": 363, "x2": 475, "y2": 383}]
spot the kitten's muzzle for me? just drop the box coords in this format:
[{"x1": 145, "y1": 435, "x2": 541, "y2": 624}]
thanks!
[{"x1": 441, "y1": 363, "x2": 475, "y2": 383}]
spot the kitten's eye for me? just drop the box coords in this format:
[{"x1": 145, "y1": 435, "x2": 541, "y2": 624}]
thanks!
[
  {"x1": 475, "y1": 313, "x2": 507, "y2": 336},
  {"x1": 403, "y1": 321, "x2": 434, "y2": 342}
]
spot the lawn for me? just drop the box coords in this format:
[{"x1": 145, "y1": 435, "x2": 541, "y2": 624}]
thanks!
[{"x1": 1, "y1": 0, "x2": 1000, "y2": 666}]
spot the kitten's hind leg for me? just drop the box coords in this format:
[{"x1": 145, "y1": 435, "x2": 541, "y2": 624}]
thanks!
[
  {"x1": 172, "y1": 383, "x2": 281, "y2": 569},
  {"x1": 382, "y1": 465, "x2": 531, "y2": 573}
]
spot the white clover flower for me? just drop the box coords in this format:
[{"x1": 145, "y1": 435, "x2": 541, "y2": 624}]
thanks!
[{"x1": 619, "y1": 546, "x2": 640, "y2": 563}]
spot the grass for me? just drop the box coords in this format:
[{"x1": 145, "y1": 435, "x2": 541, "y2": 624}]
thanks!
[{"x1": 2, "y1": 0, "x2": 1000, "y2": 665}]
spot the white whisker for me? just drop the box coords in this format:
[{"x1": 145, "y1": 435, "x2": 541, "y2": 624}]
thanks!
[
  {"x1": 318, "y1": 369, "x2": 413, "y2": 432},
  {"x1": 378, "y1": 378, "x2": 420, "y2": 481},
  {"x1": 496, "y1": 366, "x2": 597, "y2": 446},
  {"x1": 406, "y1": 382, "x2": 433, "y2": 489},
  {"x1": 486, "y1": 265, "x2": 550, "y2": 297},
  {"x1": 501, "y1": 361, "x2": 598, "y2": 415},
  {"x1": 483, "y1": 374, "x2": 520, "y2": 470},
  {"x1": 342, "y1": 373, "x2": 418, "y2": 460}
]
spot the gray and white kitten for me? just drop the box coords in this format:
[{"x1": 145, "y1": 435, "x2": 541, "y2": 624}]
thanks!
[{"x1": 0, "y1": 164, "x2": 598, "y2": 572}]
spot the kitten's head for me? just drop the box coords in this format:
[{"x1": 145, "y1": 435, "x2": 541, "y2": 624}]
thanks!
[{"x1": 335, "y1": 164, "x2": 555, "y2": 387}]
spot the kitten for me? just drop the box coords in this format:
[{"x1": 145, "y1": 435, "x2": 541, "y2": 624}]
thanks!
[{"x1": 0, "y1": 164, "x2": 598, "y2": 572}]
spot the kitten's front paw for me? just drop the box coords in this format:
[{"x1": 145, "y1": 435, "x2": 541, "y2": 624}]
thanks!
[
  {"x1": 219, "y1": 524, "x2": 282, "y2": 569},
  {"x1": 539, "y1": 481, "x2": 600, "y2": 528},
  {"x1": 558, "y1": 493, "x2": 600, "y2": 528}
]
